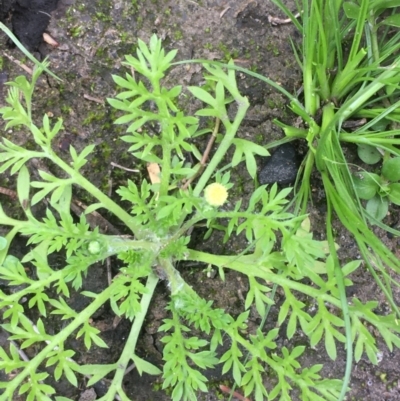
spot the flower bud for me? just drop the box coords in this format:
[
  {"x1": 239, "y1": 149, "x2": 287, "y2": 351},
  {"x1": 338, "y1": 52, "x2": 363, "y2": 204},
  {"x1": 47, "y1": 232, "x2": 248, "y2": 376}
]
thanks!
[
  {"x1": 88, "y1": 241, "x2": 101, "y2": 255},
  {"x1": 204, "y1": 183, "x2": 228, "y2": 207}
]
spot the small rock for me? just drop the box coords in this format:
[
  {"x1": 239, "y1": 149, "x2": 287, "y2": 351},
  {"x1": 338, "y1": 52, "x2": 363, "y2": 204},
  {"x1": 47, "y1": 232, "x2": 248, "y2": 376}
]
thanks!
[
  {"x1": 259, "y1": 142, "x2": 299, "y2": 185},
  {"x1": 79, "y1": 388, "x2": 97, "y2": 401}
]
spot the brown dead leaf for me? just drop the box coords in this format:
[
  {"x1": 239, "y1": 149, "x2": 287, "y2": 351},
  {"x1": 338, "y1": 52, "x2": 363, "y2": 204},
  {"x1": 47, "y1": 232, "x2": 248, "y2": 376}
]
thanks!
[{"x1": 147, "y1": 163, "x2": 161, "y2": 184}]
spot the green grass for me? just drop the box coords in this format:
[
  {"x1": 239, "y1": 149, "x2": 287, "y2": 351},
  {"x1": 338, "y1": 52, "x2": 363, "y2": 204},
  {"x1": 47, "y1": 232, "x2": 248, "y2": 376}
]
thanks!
[
  {"x1": 267, "y1": 0, "x2": 400, "y2": 303},
  {"x1": 267, "y1": 1, "x2": 400, "y2": 397}
]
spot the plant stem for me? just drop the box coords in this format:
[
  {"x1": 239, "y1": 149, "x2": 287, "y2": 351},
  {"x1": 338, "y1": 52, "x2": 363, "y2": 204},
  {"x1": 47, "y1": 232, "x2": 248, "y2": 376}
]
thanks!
[
  {"x1": 293, "y1": 150, "x2": 315, "y2": 215},
  {"x1": 151, "y1": 72, "x2": 173, "y2": 197},
  {"x1": 0, "y1": 270, "x2": 64, "y2": 304},
  {"x1": 159, "y1": 257, "x2": 195, "y2": 296},
  {"x1": 44, "y1": 149, "x2": 141, "y2": 236},
  {"x1": 159, "y1": 143, "x2": 172, "y2": 196},
  {"x1": 367, "y1": 10, "x2": 380, "y2": 63},
  {"x1": 104, "y1": 273, "x2": 159, "y2": 400},
  {"x1": 106, "y1": 236, "x2": 160, "y2": 255},
  {"x1": 187, "y1": 249, "x2": 342, "y2": 309},
  {"x1": 337, "y1": 59, "x2": 400, "y2": 122},
  {"x1": 193, "y1": 97, "x2": 249, "y2": 197},
  {"x1": 0, "y1": 285, "x2": 114, "y2": 401},
  {"x1": 324, "y1": 184, "x2": 352, "y2": 401}
]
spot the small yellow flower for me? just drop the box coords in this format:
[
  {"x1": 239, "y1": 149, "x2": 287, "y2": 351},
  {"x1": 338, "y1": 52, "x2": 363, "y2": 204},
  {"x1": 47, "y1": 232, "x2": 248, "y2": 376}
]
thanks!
[{"x1": 204, "y1": 183, "x2": 228, "y2": 207}]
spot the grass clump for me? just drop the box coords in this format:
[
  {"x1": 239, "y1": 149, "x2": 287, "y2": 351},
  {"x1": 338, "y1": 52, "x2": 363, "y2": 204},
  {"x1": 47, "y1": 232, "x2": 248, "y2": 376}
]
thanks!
[
  {"x1": 266, "y1": 0, "x2": 400, "y2": 305},
  {"x1": 252, "y1": 0, "x2": 400, "y2": 396},
  {"x1": 0, "y1": 12, "x2": 400, "y2": 401}
]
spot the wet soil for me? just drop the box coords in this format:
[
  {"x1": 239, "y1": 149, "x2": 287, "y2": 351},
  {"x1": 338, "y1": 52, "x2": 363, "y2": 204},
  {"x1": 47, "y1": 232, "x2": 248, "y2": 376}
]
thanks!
[
  {"x1": 1, "y1": 0, "x2": 400, "y2": 400},
  {"x1": 6, "y1": 0, "x2": 60, "y2": 50}
]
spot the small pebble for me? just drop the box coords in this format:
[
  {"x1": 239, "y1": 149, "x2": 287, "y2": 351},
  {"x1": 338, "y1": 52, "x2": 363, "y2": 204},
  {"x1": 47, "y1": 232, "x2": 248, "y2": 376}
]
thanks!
[
  {"x1": 79, "y1": 388, "x2": 97, "y2": 401},
  {"x1": 259, "y1": 142, "x2": 299, "y2": 185}
]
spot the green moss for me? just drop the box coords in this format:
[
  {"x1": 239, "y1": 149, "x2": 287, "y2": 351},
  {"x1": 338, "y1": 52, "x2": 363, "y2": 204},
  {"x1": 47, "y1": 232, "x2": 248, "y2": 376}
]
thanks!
[
  {"x1": 119, "y1": 30, "x2": 129, "y2": 42},
  {"x1": 229, "y1": 174, "x2": 245, "y2": 199},
  {"x1": 82, "y1": 108, "x2": 107, "y2": 126},
  {"x1": 95, "y1": 47, "x2": 106, "y2": 57},
  {"x1": 266, "y1": 40, "x2": 280, "y2": 56},
  {"x1": 152, "y1": 382, "x2": 163, "y2": 392},
  {"x1": 255, "y1": 133, "x2": 264, "y2": 144},
  {"x1": 64, "y1": 72, "x2": 78, "y2": 82},
  {"x1": 57, "y1": 84, "x2": 65, "y2": 94},
  {"x1": 217, "y1": 43, "x2": 239, "y2": 62},
  {"x1": 173, "y1": 28, "x2": 183, "y2": 40},
  {"x1": 98, "y1": 142, "x2": 112, "y2": 160},
  {"x1": 95, "y1": 12, "x2": 112, "y2": 23},
  {"x1": 65, "y1": 6, "x2": 75, "y2": 21},
  {"x1": 69, "y1": 25, "x2": 83, "y2": 38},
  {"x1": 60, "y1": 105, "x2": 73, "y2": 114},
  {"x1": 112, "y1": 167, "x2": 128, "y2": 180},
  {"x1": 379, "y1": 373, "x2": 387, "y2": 382}
]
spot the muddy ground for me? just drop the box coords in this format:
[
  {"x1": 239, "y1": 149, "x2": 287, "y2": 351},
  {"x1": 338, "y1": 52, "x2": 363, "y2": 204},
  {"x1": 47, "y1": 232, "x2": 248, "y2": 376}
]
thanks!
[{"x1": 1, "y1": 0, "x2": 400, "y2": 400}]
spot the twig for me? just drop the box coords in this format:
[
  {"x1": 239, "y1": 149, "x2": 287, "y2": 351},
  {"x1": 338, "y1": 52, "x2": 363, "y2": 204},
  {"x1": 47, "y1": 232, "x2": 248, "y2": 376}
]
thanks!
[
  {"x1": 106, "y1": 257, "x2": 112, "y2": 286},
  {"x1": 3, "y1": 52, "x2": 33, "y2": 75},
  {"x1": 181, "y1": 117, "x2": 220, "y2": 190},
  {"x1": 123, "y1": 363, "x2": 136, "y2": 376},
  {"x1": 108, "y1": 168, "x2": 113, "y2": 198},
  {"x1": 71, "y1": 199, "x2": 120, "y2": 235},
  {"x1": 38, "y1": 10, "x2": 51, "y2": 18},
  {"x1": 110, "y1": 162, "x2": 140, "y2": 173},
  {"x1": 83, "y1": 93, "x2": 105, "y2": 104},
  {"x1": 9, "y1": 339, "x2": 30, "y2": 362},
  {"x1": 268, "y1": 12, "x2": 300, "y2": 26},
  {"x1": 0, "y1": 187, "x2": 17, "y2": 199},
  {"x1": 219, "y1": 385, "x2": 252, "y2": 401},
  {"x1": 220, "y1": 6, "x2": 231, "y2": 18}
]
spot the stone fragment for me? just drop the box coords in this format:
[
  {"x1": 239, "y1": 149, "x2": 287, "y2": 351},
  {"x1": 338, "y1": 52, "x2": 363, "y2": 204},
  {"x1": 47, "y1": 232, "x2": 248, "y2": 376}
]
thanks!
[{"x1": 259, "y1": 142, "x2": 299, "y2": 185}]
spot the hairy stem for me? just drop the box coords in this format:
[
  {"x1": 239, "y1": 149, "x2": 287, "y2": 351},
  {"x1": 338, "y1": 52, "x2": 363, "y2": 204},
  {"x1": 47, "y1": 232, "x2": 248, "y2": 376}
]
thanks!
[{"x1": 104, "y1": 273, "x2": 159, "y2": 400}]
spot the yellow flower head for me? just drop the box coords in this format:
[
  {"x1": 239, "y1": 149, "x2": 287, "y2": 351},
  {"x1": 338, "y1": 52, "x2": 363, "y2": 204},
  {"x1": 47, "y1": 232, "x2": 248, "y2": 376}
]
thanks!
[{"x1": 204, "y1": 183, "x2": 228, "y2": 207}]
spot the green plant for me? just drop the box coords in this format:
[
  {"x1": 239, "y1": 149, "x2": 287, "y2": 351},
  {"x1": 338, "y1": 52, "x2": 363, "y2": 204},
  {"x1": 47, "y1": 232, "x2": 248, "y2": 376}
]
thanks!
[
  {"x1": 172, "y1": 0, "x2": 400, "y2": 398},
  {"x1": 0, "y1": 34, "x2": 400, "y2": 401},
  {"x1": 261, "y1": 0, "x2": 400, "y2": 284},
  {"x1": 353, "y1": 156, "x2": 400, "y2": 220},
  {"x1": 0, "y1": 23, "x2": 60, "y2": 82},
  {"x1": 243, "y1": 0, "x2": 400, "y2": 396}
]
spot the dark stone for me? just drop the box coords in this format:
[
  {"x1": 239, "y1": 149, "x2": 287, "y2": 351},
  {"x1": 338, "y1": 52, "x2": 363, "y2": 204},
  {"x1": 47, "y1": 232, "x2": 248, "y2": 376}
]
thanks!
[
  {"x1": 0, "y1": 0, "x2": 59, "y2": 50},
  {"x1": 259, "y1": 142, "x2": 299, "y2": 186},
  {"x1": 0, "y1": 0, "x2": 13, "y2": 20}
]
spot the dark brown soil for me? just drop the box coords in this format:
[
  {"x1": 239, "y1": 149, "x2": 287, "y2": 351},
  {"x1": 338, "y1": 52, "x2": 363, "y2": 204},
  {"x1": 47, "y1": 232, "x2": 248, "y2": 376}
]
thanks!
[{"x1": 1, "y1": 0, "x2": 400, "y2": 400}]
